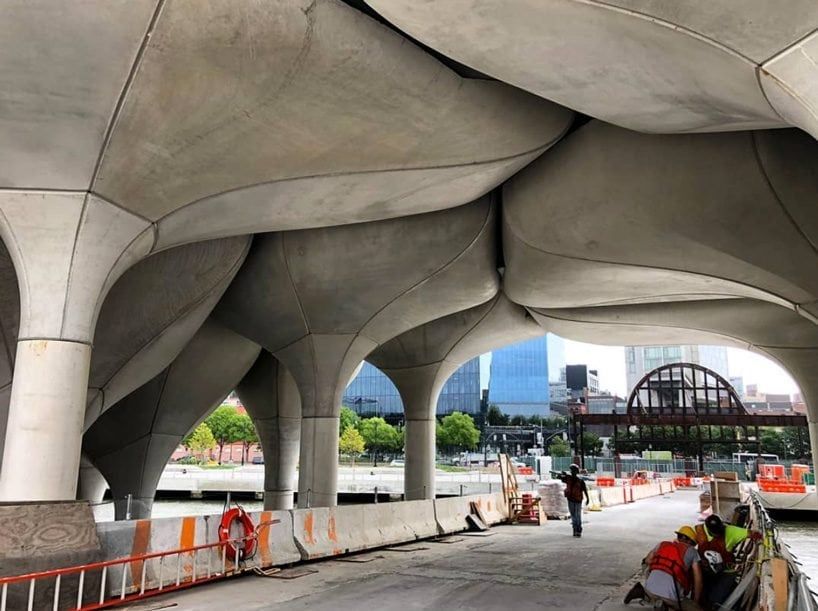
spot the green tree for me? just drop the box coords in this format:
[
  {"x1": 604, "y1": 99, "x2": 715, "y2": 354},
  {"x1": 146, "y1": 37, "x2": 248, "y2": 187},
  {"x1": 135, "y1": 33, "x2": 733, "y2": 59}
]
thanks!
[
  {"x1": 509, "y1": 415, "x2": 527, "y2": 426},
  {"x1": 231, "y1": 413, "x2": 258, "y2": 465},
  {"x1": 339, "y1": 426, "x2": 366, "y2": 466},
  {"x1": 185, "y1": 423, "x2": 217, "y2": 463},
  {"x1": 438, "y1": 412, "x2": 480, "y2": 452},
  {"x1": 340, "y1": 406, "x2": 360, "y2": 436},
  {"x1": 549, "y1": 437, "x2": 571, "y2": 457},
  {"x1": 205, "y1": 405, "x2": 241, "y2": 464},
  {"x1": 486, "y1": 405, "x2": 509, "y2": 426},
  {"x1": 580, "y1": 431, "x2": 604, "y2": 457},
  {"x1": 358, "y1": 417, "x2": 400, "y2": 466}
]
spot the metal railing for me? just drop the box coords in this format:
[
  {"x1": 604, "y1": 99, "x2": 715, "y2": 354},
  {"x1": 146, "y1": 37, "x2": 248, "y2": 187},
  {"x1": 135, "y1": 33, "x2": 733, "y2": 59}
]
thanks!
[
  {"x1": 0, "y1": 528, "x2": 266, "y2": 611},
  {"x1": 748, "y1": 491, "x2": 817, "y2": 611}
]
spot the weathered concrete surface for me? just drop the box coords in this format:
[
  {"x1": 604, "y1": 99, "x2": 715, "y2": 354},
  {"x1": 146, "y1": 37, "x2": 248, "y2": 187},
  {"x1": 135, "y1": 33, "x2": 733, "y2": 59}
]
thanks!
[
  {"x1": 366, "y1": 0, "x2": 818, "y2": 135},
  {"x1": 147, "y1": 490, "x2": 702, "y2": 610},
  {"x1": 82, "y1": 319, "x2": 260, "y2": 519},
  {"x1": 368, "y1": 294, "x2": 541, "y2": 498},
  {"x1": 88, "y1": 0, "x2": 570, "y2": 247},
  {"x1": 236, "y1": 351, "x2": 302, "y2": 510},
  {"x1": 503, "y1": 123, "x2": 818, "y2": 318},
  {"x1": 216, "y1": 199, "x2": 499, "y2": 506}
]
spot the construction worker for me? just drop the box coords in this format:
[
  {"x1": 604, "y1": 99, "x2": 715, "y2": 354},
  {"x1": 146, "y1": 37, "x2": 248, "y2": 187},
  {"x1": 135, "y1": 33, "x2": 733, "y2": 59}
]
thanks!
[
  {"x1": 695, "y1": 514, "x2": 761, "y2": 607},
  {"x1": 559, "y1": 464, "x2": 589, "y2": 537},
  {"x1": 624, "y1": 526, "x2": 703, "y2": 610}
]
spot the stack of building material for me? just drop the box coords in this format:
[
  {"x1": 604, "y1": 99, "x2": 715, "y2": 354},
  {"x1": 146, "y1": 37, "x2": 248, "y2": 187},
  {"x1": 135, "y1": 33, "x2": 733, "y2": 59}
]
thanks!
[{"x1": 537, "y1": 480, "x2": 569, "y2": 518}]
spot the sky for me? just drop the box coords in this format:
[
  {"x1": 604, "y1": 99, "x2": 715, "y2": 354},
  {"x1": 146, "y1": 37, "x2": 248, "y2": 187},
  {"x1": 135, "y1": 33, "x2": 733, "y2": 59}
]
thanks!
[{"x1": 479, "y1": 337, "x2": 801, "y2": 398}]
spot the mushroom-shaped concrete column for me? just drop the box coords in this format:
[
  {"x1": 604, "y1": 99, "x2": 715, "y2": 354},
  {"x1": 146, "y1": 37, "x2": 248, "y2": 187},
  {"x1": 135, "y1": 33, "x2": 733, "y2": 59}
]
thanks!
[
  {"x1": 368, "y1": 294, "x2": 542, "y2": 499},
  {"x1": 216, "y1": 198, "x2": 499, "y2": 507},
  {"x1": 83, "y1": 319, "x2": 260, "y2": 520},
  {"x1": 236, "y1": 351, "x2": 302, "y2": 510},
  {"x1": 0, "y1": 193, "x2": 154, "y2": 502}
]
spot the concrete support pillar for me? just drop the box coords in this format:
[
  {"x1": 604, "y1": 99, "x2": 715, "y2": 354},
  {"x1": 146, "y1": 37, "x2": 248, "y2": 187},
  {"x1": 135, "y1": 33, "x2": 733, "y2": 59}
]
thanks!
[
  {"x1": 237, "y1": 351, "x2": 301, "y2": 510},
  {"x1": 380, "y1": 364, "x2": 445, "y2": 501},
  {"x1": 404, "y1": 418, "x2": 437, "y2": 500},
  {"x1": 275, "y1": 334, "x2": 373, "y2": 508},
  {"x1": 298, "y1": 416, "x2": 340, "y2": 508},
  {"x1": 0, "y1": 192, "x2": 152, "y2": 502},
  {"x1": 809, "y1": 422, "x2": 818, "y2": 476}
]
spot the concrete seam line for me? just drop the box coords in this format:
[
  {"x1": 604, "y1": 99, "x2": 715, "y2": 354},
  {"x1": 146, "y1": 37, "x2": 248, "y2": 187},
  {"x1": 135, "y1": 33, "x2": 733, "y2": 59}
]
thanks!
[
  {"x1": 441, "y1": 294, "x2": 502, "y2": 363},
  {"x1": 754, "y1": 65, "x2": 790, "y2": 125},
  {"x1": 529, "y1": 309, "x2": 759, "y2": 349},
  {"x1": 96, "y1": 236, "x2": 251, "y2": 391},
  {"x1": 759, "y1": 26, "x2": 818, "y2": 66},
  {"x1": 89, "y1": 0, "x2": 168, "y2": 192},
  {"x1": 360, "y1": 200, "x2": 494, "y2": 336},
  {"x1": 280, "y1": 235, "x2": 312, "y2": 333},
  {"x1": 749, "y1": 131, "x2": 818, "y2": 255},
  {"x1": 58, "y1": 195, "x2": 88, "y2": 339},
  {"x1": 506, "y1": 228, "x2": 797, "y2": 311},
  {"x1": 155, "y1": 142, "x2": 552, "y2": 228},
  {"x1": 15, "y1": 336, "x2": 93, "y2": 346},
  {"x1": 568, "y1": 0, "x2": 757, "y2": 64}
]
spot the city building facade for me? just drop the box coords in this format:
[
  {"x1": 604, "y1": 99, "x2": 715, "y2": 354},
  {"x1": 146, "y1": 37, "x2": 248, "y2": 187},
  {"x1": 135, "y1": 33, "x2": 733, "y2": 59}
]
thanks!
[
  {"x1": 343, "y1": 357, "x2": 481, "y2": 417},
  {"x1": 624, "y1": 345, "x2": 730, "y2": 394},
  {"x1": 487, "y1": 336, "x2": 551, "y2": 417}
]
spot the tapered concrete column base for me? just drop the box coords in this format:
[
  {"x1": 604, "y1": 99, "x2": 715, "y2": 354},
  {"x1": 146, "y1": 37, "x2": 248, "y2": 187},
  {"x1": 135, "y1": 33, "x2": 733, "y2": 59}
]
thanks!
[
  {"x1": 405, "y1": 418, "x2": 436, "y2": 500},
  {"x1": 264, "y1": 489, "x2": 295, "y2": 510},
  {"x1": 113, "y1": 496, "x2": 153, "y2": 521},
  {"x1": 298, "y1": 416, "x2": 339, "y2": 508},
  {"x1": 0, "y1": 340, "x2": 91, "y2": 501}
]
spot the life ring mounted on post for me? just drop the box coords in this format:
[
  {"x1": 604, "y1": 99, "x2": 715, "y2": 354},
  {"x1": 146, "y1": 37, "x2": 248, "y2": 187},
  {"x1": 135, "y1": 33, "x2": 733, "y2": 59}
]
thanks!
[{"x1": 219, "y1": 506, "x2": 257, "y2": 562}]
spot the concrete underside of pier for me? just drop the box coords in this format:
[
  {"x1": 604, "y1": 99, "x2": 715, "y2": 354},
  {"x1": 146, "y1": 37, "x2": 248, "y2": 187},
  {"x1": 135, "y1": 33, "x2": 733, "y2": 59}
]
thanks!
[{"x1": 147, "y1": 490, "x2": 700, "y2": 611}]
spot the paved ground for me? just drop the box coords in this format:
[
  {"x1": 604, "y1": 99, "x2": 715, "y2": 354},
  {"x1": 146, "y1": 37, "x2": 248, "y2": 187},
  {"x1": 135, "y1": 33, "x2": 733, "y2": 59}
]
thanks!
[{"x1": 135, "y1": 490, "x2": 702, "y2": 610}]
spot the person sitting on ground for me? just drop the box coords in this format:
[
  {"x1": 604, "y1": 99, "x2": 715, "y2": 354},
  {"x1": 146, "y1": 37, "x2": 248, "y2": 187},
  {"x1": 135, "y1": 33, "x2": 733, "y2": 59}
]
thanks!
[
  {"x1": 694, "y1": 514, "x2": 762, "y2": 607},
  {"x1": 559, "y1": 464, "x2": 590, "y2": 537},
  {"x1": 624, "y1": 525, "x2": 703, "y2": 610}
]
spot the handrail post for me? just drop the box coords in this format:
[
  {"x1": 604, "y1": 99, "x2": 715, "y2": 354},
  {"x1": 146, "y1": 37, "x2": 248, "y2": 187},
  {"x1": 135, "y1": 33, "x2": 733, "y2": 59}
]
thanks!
[
  {"x1": 374, "y1": 486, "x2": 378, "y2": 504},
  {"x1": 125, "y1": 494, "x2": 133, "y2": 521}
]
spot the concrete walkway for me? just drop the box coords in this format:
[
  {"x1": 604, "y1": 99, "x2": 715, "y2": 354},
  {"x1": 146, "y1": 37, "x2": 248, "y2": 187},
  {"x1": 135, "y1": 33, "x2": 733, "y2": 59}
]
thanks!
[{"x1": 140, "y1": 490, "x2": 702, "y2": 610}]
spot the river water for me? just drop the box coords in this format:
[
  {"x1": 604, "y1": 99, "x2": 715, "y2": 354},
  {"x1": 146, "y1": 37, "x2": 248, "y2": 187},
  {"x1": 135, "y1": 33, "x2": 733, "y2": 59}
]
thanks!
[{"x1": 776, "y1": 522, "x2": 818, "y2": 585}]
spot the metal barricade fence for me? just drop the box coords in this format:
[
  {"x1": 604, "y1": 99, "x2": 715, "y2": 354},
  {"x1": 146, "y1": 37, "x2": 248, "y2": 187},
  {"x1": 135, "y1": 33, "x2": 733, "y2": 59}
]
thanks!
[{"x1": 0, "y1": 525, "x2": 273, "y2": 611}]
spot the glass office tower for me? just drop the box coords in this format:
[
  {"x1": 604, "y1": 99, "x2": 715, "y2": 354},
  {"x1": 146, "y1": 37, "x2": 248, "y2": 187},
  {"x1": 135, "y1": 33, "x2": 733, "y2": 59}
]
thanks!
[
  {"x1": 487, "y1": 336, "x2": 550, "y2": 417},
  {"x1": 343, "y1": 357, "x2": 481, "y2": 417}
]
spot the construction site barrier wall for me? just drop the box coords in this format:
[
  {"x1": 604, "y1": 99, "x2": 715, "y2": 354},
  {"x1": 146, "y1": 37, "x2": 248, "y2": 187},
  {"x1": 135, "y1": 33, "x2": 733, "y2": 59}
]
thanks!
[
  {"x1": 469, "y1": 493, "x2": 508, "y2": 525},
  {"x1": 433, "y1": 496, "x2": 473, "y2": 534},
  {"x1": 96, "y1": 509, "x2": 299, "y2": 593},
  {"x1": 595, "y1": 480, "x2": 675, "y2": 507}
]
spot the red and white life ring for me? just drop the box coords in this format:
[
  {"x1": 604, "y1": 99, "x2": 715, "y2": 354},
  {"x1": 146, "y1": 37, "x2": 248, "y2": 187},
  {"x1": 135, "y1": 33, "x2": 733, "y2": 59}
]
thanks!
[{"x1": 218, "y1": 506, "x2": 256, "y2": 562}]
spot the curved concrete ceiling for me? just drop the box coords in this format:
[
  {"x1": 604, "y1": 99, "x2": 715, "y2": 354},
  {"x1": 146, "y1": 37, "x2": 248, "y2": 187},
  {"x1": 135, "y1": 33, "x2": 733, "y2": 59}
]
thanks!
[
  {"x1": 528, "y1": 299, "x2": 818, "y2": 417},
  {"x1": 365, "y1": 0, "x2": 818, "y2": 137},
  {"x1": 502, "y1": 122, "x2": 818, "y2": 317},
  {"x1": 3, "y1": 0, "x2": 570, "y2": 253},
  {"x1": 215, "y1": 197, "x2": 499, "y2": 417}
]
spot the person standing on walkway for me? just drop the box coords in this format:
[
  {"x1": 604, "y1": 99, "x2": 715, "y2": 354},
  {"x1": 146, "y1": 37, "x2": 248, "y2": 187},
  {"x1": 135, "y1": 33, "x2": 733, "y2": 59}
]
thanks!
[
  {"x1": 561, "y1": 464, "x2": 589, "y2": 537},
  {"x1": 624, "y1": 526, "x2": 704, "y2": 610}
]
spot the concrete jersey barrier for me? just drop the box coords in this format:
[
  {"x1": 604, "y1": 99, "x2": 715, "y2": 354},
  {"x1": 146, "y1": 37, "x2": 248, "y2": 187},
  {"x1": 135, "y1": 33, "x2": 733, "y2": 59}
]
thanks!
[
  {"x1": 433, "y1": 496, "x2": 473, "y2": 534},
  {"x1": 469, "y1": 493, "x2": 508, "y2": 525}
]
